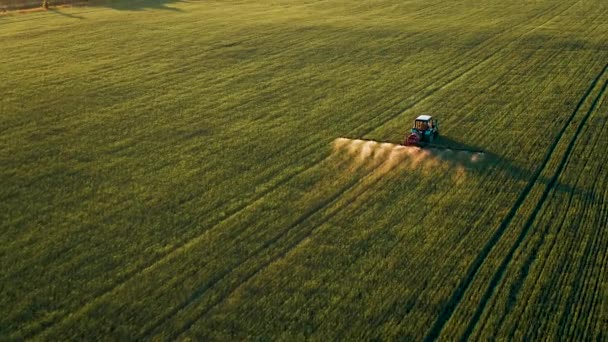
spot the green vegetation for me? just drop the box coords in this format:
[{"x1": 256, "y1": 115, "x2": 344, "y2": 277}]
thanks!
[{"x1": 1, "y1": 0, "x2": 607, "y2": 339}]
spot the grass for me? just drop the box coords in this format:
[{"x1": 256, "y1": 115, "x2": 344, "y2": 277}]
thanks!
[{"x1": 1, "y1": 0, "x2": 607, "y2": 339}]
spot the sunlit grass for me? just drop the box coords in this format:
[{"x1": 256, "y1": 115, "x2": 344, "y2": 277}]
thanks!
[{"x1": 1, "y1": 0, "x2": 607, "y2": 339}]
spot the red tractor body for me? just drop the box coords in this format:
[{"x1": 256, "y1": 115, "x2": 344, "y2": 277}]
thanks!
[{"x1": 404, "y1": 115, "x2": 439, "y2": 146}]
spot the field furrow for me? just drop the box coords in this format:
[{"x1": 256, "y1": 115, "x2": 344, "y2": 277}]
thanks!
[
  {"x1": 463, "y1": 74, "x2": 608, "y2": 340},
  {"x1": 426, "y1": 59, "x2": 608, "y2": 340}
]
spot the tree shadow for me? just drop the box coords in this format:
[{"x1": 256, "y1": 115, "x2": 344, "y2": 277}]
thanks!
[
  {"x1": 88, "y1": 0, "x2": 185, "y2": 12},
  {"x1": 0, "y1": 0, "x2": 186, "y2": 13},
  {"x1": 49, "y1": 7, "x2": 83, "y2": 18}
]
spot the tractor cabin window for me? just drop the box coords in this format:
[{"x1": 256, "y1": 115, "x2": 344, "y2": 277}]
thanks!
[{"x1": 415, "y1": 120, "x2": 429, "y2": 131}]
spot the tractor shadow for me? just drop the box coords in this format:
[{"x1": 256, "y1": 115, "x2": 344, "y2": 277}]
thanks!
[{"x1": 429, "y1": 135, "x2": 592, "y2": 200}]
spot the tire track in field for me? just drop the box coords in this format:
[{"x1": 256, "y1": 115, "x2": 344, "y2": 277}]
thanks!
[
  {"x1": 487, "y1": 98, "x2": 608, "y2": 338},
  {"x1": 28, "y1": 3, "x2": 570, "y2": 337},
  {"x1": 507, "y1": 181, "x2": 590, "y2": 340},
  {"x1": 581, "y1": 172, "x2": 608, "y2": 337},
  {"x1": 315, "y1": 1, "x2": 562, "y2": 142},
  {"x1": 433, "y1": 30, "x2": 568, "y2": 149},
  {"x1": 0, "y1": 0, "x2": 556, "y2": 134},
  {"x1": 331, "y1": 171, "x2": 501, "y2": 340},
  {"x1": 471, "y1": 29, "x2": 608, "y2": 334},
  {"x1": 264, "y1": 142, "x2": 496, "y2": 340},
  {"x1": 422, "y1": 38, "x2": 592, "y2": 336},
  {"x1": 541, "y1": 185, "x2": 602, "y2": 339},
  {"x1": 556, "y1": 116, "x2": 608, "y2": 338},
  {"x1": 23, "y1": 12, "x2": 568, "y2": 340},
  {"x1": 489, "y1": 8, "x2": 608, "y2": 332},
  {"x1": 2, "y1": 0, "x2": 480, "y2": 334},
  {"x1": 524, "y1": 118, "x2": 606, "y2": 338},
  {"x1": 144, "y1": 147, "x2": 406, "y2": 339},
  {"x1": 25, "y1": 21, "x2": 425, "y2": 339},
  {"x1": 245, "y1": 162, "x2": 480, "y2": 338},
  {"x1": 27, "y1": 146, "x2": 336, "y2": 339},
  {"x1": 423, "y1": 61, "x2": 608, "y2": 342},
  {"x1": 7, "y1": 0, "x2": 544, "y2": 138},
  {"x1": 458, "y1": 78, "x2": 608, "y2": 340},
  {"x1": 356, "y1": 0, "x2": 572, "y2": 137},
  {"x1": 562, "y1": 204, "x2": 608, "y2": 338},
  {"x1": 142, "y1": 177, "x2": 364, "y2": 338},
  {"x1": 114, "y1": 8, "x2": 564, "y2": 335},
  {"x1": 24, "y1": 146, "x2": 336, "y2": 339},
  {"x1": 174, "y1": 148, "x2": 490, "y2": 339},
  {"x1": 314, "y1": 0, "x2": 561, "y2": 137},
  {"x1": 583, "y1": 190, "x2": 608, "y2": 339},
  {"x1": 343, "y1": 1, "x2": 547, "y2": 139}
]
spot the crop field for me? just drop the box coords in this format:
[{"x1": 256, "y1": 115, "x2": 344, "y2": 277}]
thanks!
[{"x1": 1, "y1": 0, "x2": 608, "y2": 340}]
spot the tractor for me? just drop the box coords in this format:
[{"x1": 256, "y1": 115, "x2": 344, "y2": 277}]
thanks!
[{"x1": 404, "y1": 115, "x2": 439, "y2": 146}]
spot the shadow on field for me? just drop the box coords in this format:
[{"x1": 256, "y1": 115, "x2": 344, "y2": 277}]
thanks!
[
  {"x1": 0, "y1": 0, "x2": 185, "y2": 12},
  {"x1": 49, "y1": 7, "x2": 83, "y2": 18},
  {"x1": 89, "y1": 0, "x2": 184, "y2": 12},
  {"x1": 431, "y1": 135, "x2": 591, "y2": 199}
]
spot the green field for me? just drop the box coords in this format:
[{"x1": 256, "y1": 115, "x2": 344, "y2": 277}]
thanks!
[{"x1": 2, "y1": 0, "x2": 608, "y2": 339}]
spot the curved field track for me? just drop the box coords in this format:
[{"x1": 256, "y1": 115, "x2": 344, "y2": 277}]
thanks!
[{"x1": 1, "y1": 0, "x2": 607, "y2": 340}]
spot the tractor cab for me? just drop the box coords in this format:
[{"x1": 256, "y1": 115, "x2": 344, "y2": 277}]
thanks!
[{"x1": 404, "y1": 115, "x2": 439, "y2": 146}]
